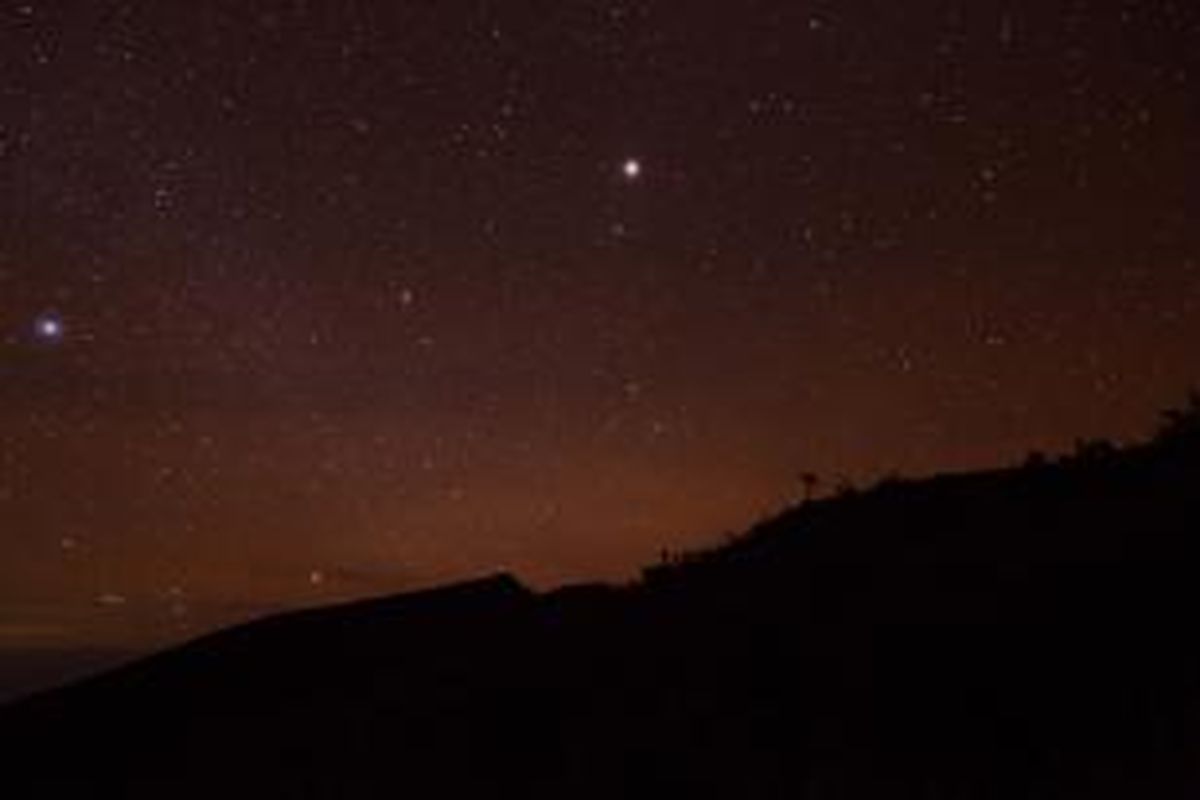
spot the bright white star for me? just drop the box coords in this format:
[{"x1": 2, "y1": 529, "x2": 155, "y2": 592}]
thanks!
[
  {"x1": 622, "y1": 159, "x2": 642, "y2": 180},
  {"x1": 34, "y1": 315, "x2": 64, "y2": 341}
]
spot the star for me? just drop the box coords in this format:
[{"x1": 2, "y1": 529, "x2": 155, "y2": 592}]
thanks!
[
  {"x1": 96, "y1": 593, "x2": 127, "y2": 608},
  {"x1": 621, "y1": 158, "x2": 642, "y2": 181},
  {"x1": 33, "y1": 314, "x2": 64, "y2": 342}
]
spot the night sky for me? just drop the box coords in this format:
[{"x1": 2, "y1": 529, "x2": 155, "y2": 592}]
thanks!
[{"x1": 4, "y1": 2, "x2": 1199, "y2": 658}]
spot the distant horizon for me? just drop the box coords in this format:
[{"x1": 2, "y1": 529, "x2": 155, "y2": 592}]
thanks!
[{"x1": 3, "y1": 397, "x2": 1195, "y2": 704}]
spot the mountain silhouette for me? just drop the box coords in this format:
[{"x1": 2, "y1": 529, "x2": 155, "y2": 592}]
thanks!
[{"x1": 3, "y1": 410, "x2": 1199, "y2": 798}]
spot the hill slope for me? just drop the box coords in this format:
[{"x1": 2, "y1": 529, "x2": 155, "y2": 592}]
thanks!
[{"x1": 3, "y1": 428, "x2": 1200, "y2": 798}]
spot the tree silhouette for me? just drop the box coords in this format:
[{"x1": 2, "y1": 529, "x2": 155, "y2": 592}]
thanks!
[{"x1": 799, "y1": 472, "x2": 820, "y2": 502}]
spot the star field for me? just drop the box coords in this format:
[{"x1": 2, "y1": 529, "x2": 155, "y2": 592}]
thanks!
[{"x1": 3, "y1": 1, "x2": 1199, "y2": 657}]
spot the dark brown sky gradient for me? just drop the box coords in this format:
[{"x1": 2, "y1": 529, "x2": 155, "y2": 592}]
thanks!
[{"x1": 4, "y1": 1, "x2": 1199, "y2": 654}]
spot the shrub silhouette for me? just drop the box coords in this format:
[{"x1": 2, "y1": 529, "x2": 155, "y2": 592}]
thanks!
[
  {"x1": 1071, "y1": 437, "x2": 1118, "y2": 463},
  {"x1": 1157, "y1": 389, "x2": 1200, "y2": 442}
]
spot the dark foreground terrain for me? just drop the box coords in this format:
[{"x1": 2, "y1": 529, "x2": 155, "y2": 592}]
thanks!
[{"x1": 4, "y1": 408, "x2": 1200, "y2": 798}]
